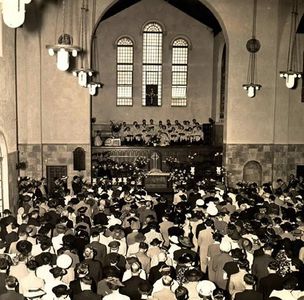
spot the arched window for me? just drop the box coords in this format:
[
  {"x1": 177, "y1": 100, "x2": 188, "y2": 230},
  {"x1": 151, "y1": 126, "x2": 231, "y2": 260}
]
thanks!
[
  {"x1": 142, "y1": 22, "x2": 163, "y2": 106},
  {"x1": 171, "y1": 38, "x2": 188, "y2": 106},
  {"x1": 116, "y1": 37, "x2": 134, "y2": 106}
]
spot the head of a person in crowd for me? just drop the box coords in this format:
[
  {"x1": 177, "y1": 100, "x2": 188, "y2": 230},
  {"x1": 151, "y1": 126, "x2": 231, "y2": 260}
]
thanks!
[
  {"x1": 162, "y1": 275, "x2": 173, "y2": 288},
  {"x1": 178, "y1": 235, "x2": 194, "y2": 249},
  {"x1": 219, "y1": 239, "x2": 231, "y2": 253},
  {"x1": 26, "y1": 259, "x2": 39, "y2": 273},
  {"x1": 175, "y1": 286, "x2": 189, "y2": 300},
  {"x1": 243, "y1": 274, "x2": 257, "y2": 290},
  {"x1": 52, "y1": 285, "x2": 71, "y2": 300},
  {"x1": 0, "y1": 258, "x2": 9, "y2": 273},
  {"x1": 238, "y1": 258, "x2": 249, "y2": 271},
  {"x1": 2, "y1": 209, "x2": 12, "y2": 218},
  {"x1": 130, "y1": 260, "x2": 142, "y2": 276},
  {"x1": 76, "y1": 262, "x2": 89, "y2": 278},
  {"x1": 50, "y1": 266, "x2": 67, "y2": 280},
  {"x1": 108, "y1": 241, "x2": 120, "y2": 253},
  {"x1": 283, "y1": 276, "x2": 299, "y2": 291},
  {"x1": 80, "y1": 276, "x2": 93, "y2": 291},
  {"x1": 184, "y1": 269, "x2": 202, "y2": 283},
  {"x1": 83, "y1": 245, "x2": 95, "y2": 260},
  {"x1": 5, "y1": 276, "x2": 18, "y2": 291},
  {"x1": 16, "y1": 240, "x2": 32, "y2": 256},
  {"x1": 106, "y1": 277, "x2": 124, "y2": 291},
  {"x1": 196, "y1": 280, "x2": 216, "y2": 299},
  {"x1": 138, "y1": 242, "x2": 148, "y2": 253},
  {"x1": 267, "y1": 261, "x2": 279, "y2": 274},
  {"x1": 39, "y1": 252, "x2": 53, "y2": 266},
  {"x1": 230, "y1": 248, "x2": 245, "y2": 261}
]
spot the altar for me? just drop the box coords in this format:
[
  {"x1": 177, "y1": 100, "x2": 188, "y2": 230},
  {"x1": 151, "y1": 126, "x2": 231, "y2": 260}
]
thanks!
[{"x1": 144, "y1": 169, "x2": 171, "y2": 192}]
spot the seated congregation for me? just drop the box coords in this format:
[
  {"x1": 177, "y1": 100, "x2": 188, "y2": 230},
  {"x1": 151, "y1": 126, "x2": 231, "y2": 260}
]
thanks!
[{"x1": 0, "y1": 173, "x2": 304, "y2": 300}]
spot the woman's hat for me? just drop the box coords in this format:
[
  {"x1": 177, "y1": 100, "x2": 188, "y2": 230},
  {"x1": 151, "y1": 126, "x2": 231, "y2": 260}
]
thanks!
[
  {"x1": 50, "y1": 266, "x2": 67, "y2": 278},
  {"x1": 178, "y1": 236, "x2": 194, "y2": 248},
  {"x1": 52, "y1": 285, "x2": 71, "y2": 297},
  {"x1": 23, "y1": 288, "x2": 46, "y2": 299},
  {"x1": 184, "y1": 268, "x2": 203, "y2": 282},
  {"x1": 16, "y1": 240, "x2": 32, "y2": 255},
  {"x1": 196, "y1": 280, "x2": 216, "y2": 297},
  {"x1": 56, "y1": 254, "x2": 73, "y2": 269}
]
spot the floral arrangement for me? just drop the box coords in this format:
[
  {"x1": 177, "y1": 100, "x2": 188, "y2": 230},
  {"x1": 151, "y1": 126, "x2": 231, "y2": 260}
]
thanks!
[
  {"x1": 134, "y1": 156, "x2": 150, "y2": 169},
  {"x1": 165, "y1": 156, "x2": 180, "y2": 171},
  {"x1": 168, "y1": 167, "x2": 195, "y2": 189},
  {"x1": 149, "y1": 134, "x2": 161, "y2": 146},
  {"x1": 187, "y1": 152, "x2": 198, "y2": 161},
  {"x1": 110, "y1": 121, "x2": 122, "y2": 137}
]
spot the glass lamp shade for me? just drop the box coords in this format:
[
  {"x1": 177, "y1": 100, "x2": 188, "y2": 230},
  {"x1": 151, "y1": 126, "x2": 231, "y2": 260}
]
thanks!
[
  {"x1": 56, "y1": 48, "x2": 69, "y2": 71},
  {"x1": 280, "y1": 72, "x2": 302, "y2": 89},
  {"x1": 2, "y1": 0, "x2": 31, "y2": 28},
  {"x1": 88, "y1": 82, "x2": 102, "y2": 96},
  {"x1": 243, "y1": 83, "x2": 261, "y2": 98}
]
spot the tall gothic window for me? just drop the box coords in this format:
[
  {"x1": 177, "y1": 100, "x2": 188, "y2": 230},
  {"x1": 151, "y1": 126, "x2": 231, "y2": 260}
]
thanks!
[
  {"x1": 142, "y1": 23, "x2": 163, "y2": 106},
  {"x1": 171, "y1": 38, "x2": 189, "y2": 106},
  {"x1": 116, "y1": 37, "x2": 134, "y2": 106}
]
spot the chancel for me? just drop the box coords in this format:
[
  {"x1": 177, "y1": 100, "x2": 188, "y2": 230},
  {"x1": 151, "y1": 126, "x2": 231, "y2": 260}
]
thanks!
[{"x1": 1, "y1": 0, "x2": 304, "y2": 298}]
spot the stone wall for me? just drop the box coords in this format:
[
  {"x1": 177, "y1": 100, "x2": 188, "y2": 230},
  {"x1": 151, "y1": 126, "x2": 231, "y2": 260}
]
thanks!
[
  {"x1": 224, "y1": 144, "x2": 304, "y2": 186},
  {"x1": 18, "y1": 144, "x2": 91, "y2": 185}
]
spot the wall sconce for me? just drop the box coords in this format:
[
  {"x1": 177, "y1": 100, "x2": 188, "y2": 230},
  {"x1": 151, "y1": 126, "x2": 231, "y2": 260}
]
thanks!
[
  {"x1": 1, "y1": 0, "x2": 31, "y2": 28},
  {"x1": 280, "y1": 0, "x2": 302, "y2": 89}
]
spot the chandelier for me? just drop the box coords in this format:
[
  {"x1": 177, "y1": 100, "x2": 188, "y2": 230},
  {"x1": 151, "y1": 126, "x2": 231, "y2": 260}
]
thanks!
[
  {"x1": 280, "y1": 0, "x2": 302, "y2": 89},
  {"x1": 242, "y1": 0, "x2": 262, "y2": 98},
  {"x1": 46, "y1": 0, "x2": 81, "y2": 71},
  {"x1": 1, "y1": 0, "x2": 31, "y2": 28}
]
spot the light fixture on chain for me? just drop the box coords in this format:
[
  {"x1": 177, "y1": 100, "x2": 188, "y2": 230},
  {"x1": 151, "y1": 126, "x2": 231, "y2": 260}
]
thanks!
[
  {"x1": 280, "y1": 0, "x2": 302, "y2": 89},
  {"x1": 73, "y1": 0, "x2": 95, "y2": 87},
  {"x1": 46, "y1": 0, "x2": 81, "y2": 71},
  {"x1": 242, "y1": 0, "x2": 262, "y2": 98},
  {"x1": 0, "y1": 0, "x2": 31, "y2": 28}
]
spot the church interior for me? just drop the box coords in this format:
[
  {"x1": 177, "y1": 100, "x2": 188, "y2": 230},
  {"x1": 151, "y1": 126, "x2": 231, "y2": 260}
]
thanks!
[
  {"x1": 1, "y1": 1, "x2": 304, "y2": 300},
  {"x1": 0, "y1": 0, "x2": 304, "y2": 211}
]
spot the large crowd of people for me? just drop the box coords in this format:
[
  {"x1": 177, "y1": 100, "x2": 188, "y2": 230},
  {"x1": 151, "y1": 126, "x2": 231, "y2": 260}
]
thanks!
[
  {"x1": 0, "y1": 173, "x2": 304, "y2": 299},
  {"x1": 94, "y1": 119, "x2": 205, "y2": 147}
]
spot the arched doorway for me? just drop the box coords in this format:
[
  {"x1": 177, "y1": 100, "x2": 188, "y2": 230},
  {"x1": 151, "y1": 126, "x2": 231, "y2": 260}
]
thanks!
[
  {"x1": 0, "y1": 133, "x2": 9, "y2": 212},
  {"x1": 243, "y1": 160, "x2": 262, "y2": 185}
]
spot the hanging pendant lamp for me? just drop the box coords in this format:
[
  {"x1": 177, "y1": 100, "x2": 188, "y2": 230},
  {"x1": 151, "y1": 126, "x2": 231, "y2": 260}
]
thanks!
[
  {"x1": 280, "y1": 0, "x2": 302, "y2": 89},
  {"x1": 46, "y1": 0, "x2": 81, "y2": 71},
  {"x1": 242, "y1": 0, "x2": 262, "y2": 98}
]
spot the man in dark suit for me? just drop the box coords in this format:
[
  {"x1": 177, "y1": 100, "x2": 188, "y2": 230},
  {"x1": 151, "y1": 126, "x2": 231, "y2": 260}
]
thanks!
[
  {"x1": 258, "y1": 261, "x2": 285, "y2": 300},
  {"x1": 0, "y1": 276, "x2": 23, "y2": 300},
  {"x1": 252, "y1": 243, "x2": 274, "y2": 285},
  {"x1": 120, "y1": 262, "x2": 149, "y2": 300},
  {"x1": 74, "y1": 276, "x2": 100, "y2": 300},
  {"x1": 235, "y1": 274, "x2": 263, "y2": 300}
]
